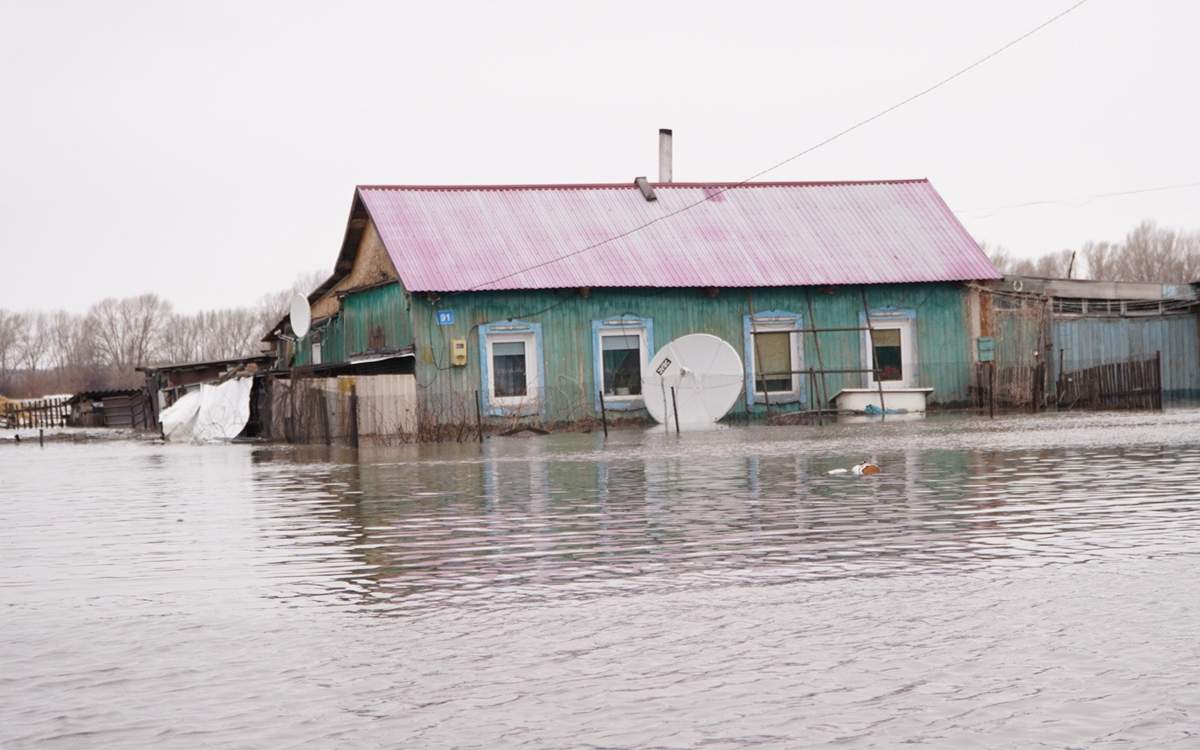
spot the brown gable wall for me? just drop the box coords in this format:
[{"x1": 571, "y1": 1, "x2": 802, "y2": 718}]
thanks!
[{"x1": 311, "y1": 220, "x2": 398, "y2": 320}]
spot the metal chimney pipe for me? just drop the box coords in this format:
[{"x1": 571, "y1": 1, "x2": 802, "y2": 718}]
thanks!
[{"x1": 658, "y1": 128, "x2": 673, "y2": 183}]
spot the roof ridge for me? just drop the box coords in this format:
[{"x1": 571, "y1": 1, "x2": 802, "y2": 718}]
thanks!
[{"x1": 356, "y1": 178, "x2": 930, "y2": 192}]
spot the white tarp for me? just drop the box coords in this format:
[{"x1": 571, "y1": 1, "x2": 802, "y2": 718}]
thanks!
[
  {"x1": 159, "y1": 378, "x2": 253, "y2": 443},
  {"x1": 159, "y1": 390, "x2": 201, "y2": 441}
]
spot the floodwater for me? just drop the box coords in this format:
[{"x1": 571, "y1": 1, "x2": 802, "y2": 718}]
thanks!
[{"x1": 3, "y1": 411, "x2": 1200, "y2": 749}]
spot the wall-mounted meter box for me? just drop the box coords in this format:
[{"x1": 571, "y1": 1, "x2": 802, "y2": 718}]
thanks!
[
  {"x1": 976, "y1": 336, "x2": 995, "y2": 363},
  {"x1": 450, "y1": 338, "x2": 468, "y2": 366}
]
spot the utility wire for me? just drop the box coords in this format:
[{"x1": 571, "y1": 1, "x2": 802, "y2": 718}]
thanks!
[
  {"x1": 959, "y1": 180, "x2": 1200, "y2": 218},
  {"x1": 466, "y1": 0, "x2": 1093, "y2": 292}
]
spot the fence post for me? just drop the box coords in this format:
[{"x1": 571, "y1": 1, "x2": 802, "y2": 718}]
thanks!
[
  {"x1": 597, "y1": 390, "x2": 608, "y2": 439},
  {"x1": 988, "y1": 361, "x2": 995, "y2": 419},
  {"x1": 1155, "y1": 350, "x2": 1163, "y2": 411},
  {"x1": 316, "y1": 389, "x2": 330, "y2": 445},
  {"x1": 475, "y1": 389, "x2": 484, "y2": 443}
]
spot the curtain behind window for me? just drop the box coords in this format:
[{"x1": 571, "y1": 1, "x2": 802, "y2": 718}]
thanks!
[
  {"x1": 755, "y1": 332, "x2": 792, "y2": 392},
  {"x1": 601, "y1": 334, "x2": 641, "y2": 395},
  {"x1": 492, "y1": 341, "x2": 527, "y2": 397}
]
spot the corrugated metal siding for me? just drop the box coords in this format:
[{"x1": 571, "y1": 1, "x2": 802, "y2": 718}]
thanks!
[
  {"x1": 359, "y1": 181, "x2": 998, "y2": 292},
  {"x1": 1053, "y1": 314, "x2": 1200, "y2": 397},
  {"x1": 293, "y1": 283, "x2": 412, "y2": 366},
  {"x1": 993, "y1": 305, "x2": 1047, "y2": 366},
  {"x1": 411, "y1": 283, "x2": 974, "y2": 423}
]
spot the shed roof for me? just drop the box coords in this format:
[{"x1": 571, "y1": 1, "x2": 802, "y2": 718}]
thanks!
[
  {"x1": 68, "y1": 388, "x2": 143, "y2": 403},
  {"x1": 137, "y1": 354, "x2": 273, "y2": 374},
  {"x1": 356, "y1": 179, "x2": 998, "y2": 292}
]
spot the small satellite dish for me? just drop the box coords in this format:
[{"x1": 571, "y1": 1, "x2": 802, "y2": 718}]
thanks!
[
  {"x1": 289, "y1": 293, "x2": 312, "y2": 338},
  {"x1": 642, "y1": 333, "x2": 744, "y2": 429}
]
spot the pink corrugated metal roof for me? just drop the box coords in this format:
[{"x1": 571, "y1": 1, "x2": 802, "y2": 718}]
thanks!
[{"x1": 357, "y1": 179, "x2": 999, "y2": 292}]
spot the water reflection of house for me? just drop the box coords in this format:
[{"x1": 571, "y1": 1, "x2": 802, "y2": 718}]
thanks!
[
  {"x1": 265, "y1": 139, "x2": 1000, "y2": 432},
  {"x1": 982, "y1": 275, "x2": 1200, "y2": 404}
]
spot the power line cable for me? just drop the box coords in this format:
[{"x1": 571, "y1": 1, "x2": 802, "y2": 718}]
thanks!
[
  {"x1": 959, "y1": 180, "x2": 1200, "y2": 218},
  {"x1": 466, "y1": 0, "x2": 1093, "y2": 292}
]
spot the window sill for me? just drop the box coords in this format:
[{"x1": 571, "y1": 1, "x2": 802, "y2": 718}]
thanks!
[
  {"x1": 753, "y1": 392, "x2": 801, "y2": 405},
  {"x1": 599, "y1": 396, "x2": 645, "y2": 411},
  {"x1": 486, "y1": 399, "x2": 541, "y2": 417}
]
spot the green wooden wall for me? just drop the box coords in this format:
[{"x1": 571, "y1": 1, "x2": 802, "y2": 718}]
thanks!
[
  {"x1": 293, "y1": 282, "x2": 413, "y2": 366},
  {"x1": 408, "y1": 283, "x2": 975, "y2": 424}
]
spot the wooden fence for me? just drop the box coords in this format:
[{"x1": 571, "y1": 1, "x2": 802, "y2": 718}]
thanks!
[
  {"x1": 1057, "y1": 353, "x2": 1163, "y2": 411},
  {"x1": 973, "y1": 361, "x2": 1047, "y2": 412},
  {"x1": 270, "y1": 374, "x2": 418, "y2": 445},
  {"x1": 1, "y1": 396, "x2": 71, "y2": 429},
  {"x1": 974, "y1": 353, "x2": 1163, "y2": 413}
]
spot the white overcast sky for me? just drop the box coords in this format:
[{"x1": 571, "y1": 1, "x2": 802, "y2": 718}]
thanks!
[{"x1": 2, "y1": 0, "x2": 1198, "y2": 312}]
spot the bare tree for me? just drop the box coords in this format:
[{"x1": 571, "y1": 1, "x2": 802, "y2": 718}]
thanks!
[
  {"x1": 86, "y1": 294, "x2": 172, "y2": 372},
  {"x1": 160, "y1": 312, "x2": 206, "y2": 364},
  {"x1": 1032, "y1": 249, "x2": 1075, "y2": 278},
  {"x1": 0, "y1": 310, "x2": 25, "y2": 390},
  {"x1": 979, "y1": 243, "x2": 1075, "y2": 278},
  {"x1": 47, "y1": 310, "x2": 82, "y2": 372},
  {"x1": 17, "y1": 312, "x2": 50, "y2": 372},
  {"x1": 980, "y1": 242, "x2": 1013, "y2": 274},
  {"x1": 257, "y1": 270, "x2": 327, "y2": 338},
  {"x1": 1081, "y1": 240, "x2": 1118, "y2": 281},
  {"x1": 1108, "y1": 220, "x2": 1200, "y2": 283}
]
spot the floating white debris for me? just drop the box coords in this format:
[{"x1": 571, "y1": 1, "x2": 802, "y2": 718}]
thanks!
[{"x1": 827, "y1": 463, "x2": 881, "y2": 476}]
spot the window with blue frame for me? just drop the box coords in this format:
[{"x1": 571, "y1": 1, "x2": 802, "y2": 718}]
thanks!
[
  {"x1": 592, "y1": 317, "x2": 653, "y2": 410},
  {"x1": 601, "y1": 334, "x2": 642, "y2": 396},
  {"x1": 480, "y1": 320, "x2": 544, "y2": 416},
  {"x1": 743, "y1": 311, "x2": 803, "y2": 405}
]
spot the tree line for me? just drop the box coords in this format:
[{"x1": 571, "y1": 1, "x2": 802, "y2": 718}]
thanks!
[
  {"x1": 985, "y1": 219, "x2": 1200, "y2": 283},
  {"x1": 0, "y1": 272, "x2": 323, "y2": 399}
]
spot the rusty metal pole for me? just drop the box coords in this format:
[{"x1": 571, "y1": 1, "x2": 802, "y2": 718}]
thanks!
[
  {"x1": 670, "y1": 386, "x2": 681, "y2": 435},
  {"x1": 805, "y1": 290, "x2": 830, "y2": 425},
  {"x1": 860, "y1": 287, "x2": 886, "y2": 421},
  {"x1": 747, "y1": 292, "x2": 770, "y2": 420}
]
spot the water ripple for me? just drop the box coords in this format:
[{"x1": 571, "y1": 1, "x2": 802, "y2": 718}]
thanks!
[{"x1": 2, "y1": 410, "x2": 1200, "y2": 747}]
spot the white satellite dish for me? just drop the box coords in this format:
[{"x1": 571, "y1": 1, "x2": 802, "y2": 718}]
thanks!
[
  {"x1": 289, "y1": 293, "x2": 312, "y2": 339},
  {"x1": 642, "y1": 333, "x2": 744, "y2": 429}
]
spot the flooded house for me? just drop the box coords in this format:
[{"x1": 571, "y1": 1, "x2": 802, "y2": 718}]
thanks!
[{"x1": 266, "y1": 151, "x2": 1000, "y2": 438}]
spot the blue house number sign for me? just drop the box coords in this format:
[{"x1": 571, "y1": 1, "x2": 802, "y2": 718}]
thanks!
[{"x1": 436, "y1": 310, "x2": 455, "y2": 326}]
